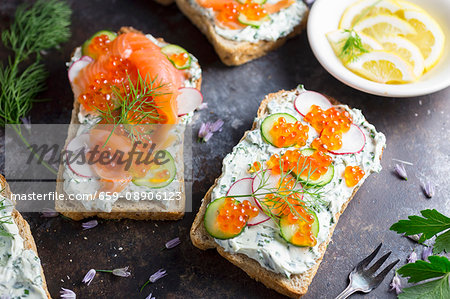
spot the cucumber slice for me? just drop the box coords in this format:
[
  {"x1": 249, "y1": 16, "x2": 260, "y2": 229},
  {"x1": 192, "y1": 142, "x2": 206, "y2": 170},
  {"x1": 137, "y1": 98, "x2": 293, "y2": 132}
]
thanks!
[
  {"x1": 261, "y1": 113, "x2": 298, "y2": 147},
  {"x1": 295, "y1": 148, "x2": 334, "y2": 187},
  {"x1": 131, "y1": 150, "x2": 176, "y2": 189},
  {"x1": 161, "y1": 44, "x2": 192, "y2": 70},
  {"x1": 238, "y1": 14, "x2": 271, "y2": 28},
  {"x1": 82, "y1": 30, "x2": 117, "y2": 58},
  {"x1": 280, "y1": 209, "x2": 319, "y2": 247},
  {"x1": 204, "y1": 197, "x2": 246, "y2": 239}
]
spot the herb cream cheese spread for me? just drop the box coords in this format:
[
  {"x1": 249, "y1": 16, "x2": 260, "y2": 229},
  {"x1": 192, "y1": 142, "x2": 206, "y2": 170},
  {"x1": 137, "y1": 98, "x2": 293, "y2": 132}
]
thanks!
[
  {"x1": 0, "y1": 191, "x2": 47, "y2": 298},
  {"x1": 212, "y1": 86, "x2": 386, "y2": 277}
]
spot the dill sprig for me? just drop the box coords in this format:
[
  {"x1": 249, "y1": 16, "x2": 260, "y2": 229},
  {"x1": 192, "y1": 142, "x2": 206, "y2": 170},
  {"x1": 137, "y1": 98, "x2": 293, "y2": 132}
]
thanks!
[
  {"x1": 0, "y1": 0, "x2": 72, "y2": 126},
  {"x1": 339, "y1": 29, "x2": 369, "y2": 63},
  {"x1": 95, "y1": 71, "x2": 168, "y2": 144}
]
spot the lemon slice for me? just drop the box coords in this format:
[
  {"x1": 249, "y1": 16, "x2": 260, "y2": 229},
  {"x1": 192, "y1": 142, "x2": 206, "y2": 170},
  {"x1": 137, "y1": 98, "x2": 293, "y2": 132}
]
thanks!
[
  {"x1": 353, "y1": 14, "x2": 416, "y2": 40},
  {"x1": 326, "y1": 30, "x2": 383, "y2": 64},
  {"x1": 339, "y1": 0, "x2": 402, "y2": 29},
  {"x1": 403, "y1": 10, "x2": 445, "y2": 70},
  {"x1": 396, "y1": 0, "x2": 426, "y2": 14},
  {"x1": 378, "y1": 35, "x2": 425, "y2": 77},
  {"x1": 347, "y1": 50, "x2": 417, "y2": 84}
]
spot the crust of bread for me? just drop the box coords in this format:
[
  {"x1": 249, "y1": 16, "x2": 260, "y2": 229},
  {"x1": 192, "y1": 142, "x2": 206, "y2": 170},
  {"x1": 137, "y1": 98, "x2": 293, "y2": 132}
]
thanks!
[
  {"x1": 190, "y1": 89, "x2": 384, "y2": 298},
  {"x1": 0, "y1": 175, "x2": 52, "y2": 299},
  {"x1": 175, "y1": 0, "x2": 309, "y2": 66},
  {"x1": 55, "y1": 26, "x2": 201, "y2": 221}
]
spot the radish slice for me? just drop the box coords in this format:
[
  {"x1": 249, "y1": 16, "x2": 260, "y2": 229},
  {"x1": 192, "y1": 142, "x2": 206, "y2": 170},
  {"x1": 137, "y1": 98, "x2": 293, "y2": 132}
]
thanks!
[
  {"x1": 68, "y1": 56, "x2": 93, "y2": 83},
  {"x1": 294, "y1": 91, "x2": 332, "y2": 117},
  {"x1": 329, "y1": 124, "x2": 366, "y2": 155},
  {"x1": 227, "y1": 178, "x2": 270, "y2": 226},
  {"x1": 65, "y1": 134, "x2": 95, "y2": 178},
  {"x1": 177, "y1": 87, "x2": 203, "y2": 116}
]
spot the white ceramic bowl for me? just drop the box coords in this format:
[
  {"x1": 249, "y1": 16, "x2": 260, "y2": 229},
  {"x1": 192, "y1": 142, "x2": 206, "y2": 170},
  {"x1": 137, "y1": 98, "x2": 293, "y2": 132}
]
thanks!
[{"x1": 307, "y1": 0, "x2": 450, "y2": 97}]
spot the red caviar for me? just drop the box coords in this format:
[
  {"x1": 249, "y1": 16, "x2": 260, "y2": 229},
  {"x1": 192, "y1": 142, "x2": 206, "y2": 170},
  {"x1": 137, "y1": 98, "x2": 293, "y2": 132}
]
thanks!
[
  {"x1": 267, "y1": 149, "x2": 332, "y2": 181},
  {"x1": 216, "y1": 1, "x2": 268, "y2": 29},
  {"x1": 304, "y1": 105, "x2": 352, "y2": 152},
  {"x1": 263, "y1": 176, "x2": 302, "y2": 217},
  {"x1": 344, "y1": 166, "x2": 365, "y2": 187},
  {"x1": 286, "y1": 206, "x2": 317, "y2": 247},
  {"x1": 248, "y1": 161, "x2": 262, "y2": 173},
  {"x1": 217, "y1": 198, "x2": 259, "y2": 234},
  {"x1": 269, "y1": 117, "x2": 309, "y2": 148},
  {"x1": 87, "y1": 34, "x2": 112, "y2": 59},
  {"x1": 168, "y1": 52, "x2": 189, "y2": 67}
]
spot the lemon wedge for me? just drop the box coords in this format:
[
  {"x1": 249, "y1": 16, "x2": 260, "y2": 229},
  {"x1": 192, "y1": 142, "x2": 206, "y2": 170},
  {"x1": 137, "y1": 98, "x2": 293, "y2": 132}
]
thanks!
[
  {"x1": 339, "y1": 0, "x2": 402, "y2": 29},
  {"x1": 326, "y1": 30, "x2": 383, "y2": 64},
  {"x1": 353, "y1": 14, "x2": 417, "y2": 40},
  {"x1": 347, "y1": 50, "x2": 417, "y2": 84},
  {"x1": 378, "y1": 35, "x2": 425, "y2": 77},
  {"x1": 402, "y1": 10, "x2": 445, "y2": 70},
  {"x1": 396, "y1": 0, "x2": 426, "y2": 14}
]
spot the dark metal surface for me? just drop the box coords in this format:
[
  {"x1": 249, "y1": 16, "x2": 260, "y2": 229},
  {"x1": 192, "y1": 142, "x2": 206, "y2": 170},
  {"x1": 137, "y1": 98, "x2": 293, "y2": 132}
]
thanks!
[{"x1": 1, "y1": 0, "x2": 450, "y2": 298}]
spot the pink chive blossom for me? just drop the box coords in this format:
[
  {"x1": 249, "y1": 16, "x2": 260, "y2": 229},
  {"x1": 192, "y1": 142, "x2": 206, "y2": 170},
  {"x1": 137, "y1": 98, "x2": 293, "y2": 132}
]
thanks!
[
  {"x1": 60, "y1": 288, "x2": 76, "y2": 299},
  {"x1": 198, "y1": 119, "x2": 224, "y2": 142},
  {"x1": 41, "y1": 208, "x2": 59, "y2": 218},
  {"x1": 164, "y1": 237, "x2": 181, "y2": 249},
  {"x1": 389, "y1": 272, "x2": 402, "y2": 295},
  {"x1": 145, "y1": 293, "x2": 156, "y2": 299},
  {"x1": 112, "y1": 267, "x2": 131, "y2": 277},
  {"x1": 150, "y1": 269, "x2": 167, "y2": 283},
  {"x1": 197, "y1": 103, "x2": 208, "y2": 110},
  {"x1": 82, "y1": 220, "x2": 98, "y2": 230},
  {"x1": 82, "y1": 269, "x2": 96, "y2": 286},
  {"x1": 394, "y1": 164, "x2": 408, "y2": 180},
  {"x1": 422, "y1": 247, "x2": 433, "y2": 261},
  {"x1": 421, "y1": 180, "x2": 435, "y2": 198},
  {"x1": 406, "y1": 234, "x2": 421, "y2": 242},
  {"x1": 407, "y1": 251, "x2": 418, "y2": 263},
  {"x1": 20, "y1": 116, "x2": 31, "y2": 131}
]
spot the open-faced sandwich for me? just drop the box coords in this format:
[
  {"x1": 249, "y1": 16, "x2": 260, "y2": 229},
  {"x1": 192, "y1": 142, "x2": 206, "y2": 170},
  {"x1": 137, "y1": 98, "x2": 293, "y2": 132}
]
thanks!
[
  {"x1": 56, "y1": 27, "x2": 203, "y2": 221},
  {"x1": 190, "y1": 85, "x2": 385, "y2": 297},
  {"x1": 176, "y1": 0, "x2": 309, "y2": 65},
  {"x1": 0, "y1": 175, "x2": 51, "y2": 298}
]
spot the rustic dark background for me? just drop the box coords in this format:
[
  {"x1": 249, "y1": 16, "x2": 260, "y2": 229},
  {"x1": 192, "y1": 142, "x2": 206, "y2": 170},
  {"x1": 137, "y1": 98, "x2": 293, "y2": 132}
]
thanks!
[{"x1": 1, "y1": 0, "x2": 449, "y2": 298}]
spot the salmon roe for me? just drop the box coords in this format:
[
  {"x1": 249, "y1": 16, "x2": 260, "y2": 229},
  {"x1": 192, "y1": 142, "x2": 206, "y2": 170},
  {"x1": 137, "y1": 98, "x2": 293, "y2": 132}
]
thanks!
[
  {"x1": 267, "y1": 149, "x2": 332, "y2": 181},
  {"x1": 286, "y1": 206, "x2": 317, "y2": 247},
  {"x1": 269, "y1": 117, "x2": 309, "y2": 148},
  {"x1": 87, "y1": 34, "x2": 112, "y2": 59},
  {"x1": 248, "y1": 161, "x2": 262, "y2": 173},
  {"x1": 216, "y1": 1, "x2": 268, "y2": 29},
  {"x1": 344, "y1": 166, "x2": 365, "y2": 187},
  {"x1": 263, "y1": 176, "x2": 302, "y2": 217},
  {"x1": 168, "y1": 52, "x2": 189, "y2": 67},
  {"x1": 78, "y1": 56, "x2": 135, "y2": 111},
  {"x1": 217, "y1": 198, "x2": 259, "y2": 234},
  {"x1": 304, "y1": 105, "x2": 352, "y2": 152}
]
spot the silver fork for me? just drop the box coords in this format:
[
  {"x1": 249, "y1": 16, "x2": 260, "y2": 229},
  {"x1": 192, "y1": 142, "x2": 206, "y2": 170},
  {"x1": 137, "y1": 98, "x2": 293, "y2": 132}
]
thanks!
[{"x1": 335, "y1": 243, "x2": 399, "y2": 299}]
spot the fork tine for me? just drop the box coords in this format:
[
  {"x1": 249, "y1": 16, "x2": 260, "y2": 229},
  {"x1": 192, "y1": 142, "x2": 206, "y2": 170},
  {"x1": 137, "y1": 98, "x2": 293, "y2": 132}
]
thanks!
[
  {"x1": 366, "y1": 251, "x2": 392, "y2": 275},
  {"x1": 374, "y1": 259, "x2": 400, "y2": 284},
  {"x1": 356, "y1": 243, "x2": 382, "y2": 270}
]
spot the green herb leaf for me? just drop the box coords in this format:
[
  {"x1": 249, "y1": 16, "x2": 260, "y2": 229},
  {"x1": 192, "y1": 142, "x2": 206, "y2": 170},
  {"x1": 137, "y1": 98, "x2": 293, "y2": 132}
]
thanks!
[
  {"x1": 390, "y1": 209, "x2": 450, "y2": 243},
  {"x1": 434, "y1": 230, "x2": 450, "y2": 254},
  {"x1": 398, "y1": 274, "x2": 450, "y2": 299},
  {"x1": 397, "y1": 256, "x2": 450, "y2": 283},
  {"x1": 339, "y1": 29, "x2": 369, "y2": 63}
]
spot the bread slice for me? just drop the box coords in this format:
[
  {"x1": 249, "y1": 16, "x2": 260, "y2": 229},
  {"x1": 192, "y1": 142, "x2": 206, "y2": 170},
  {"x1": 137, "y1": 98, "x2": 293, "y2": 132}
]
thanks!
[
  {"x1": 175, "y1": 0, "x2": 309, "y2": 66},
  {"x1": 190, "y1": 89, "x2": 384, "y2": 298},
  {"x1": 0, "y1": 175, "x2": 52, "y2": 299},
  {"x1": 55, "y1": 27, "x2": 201, "y2": 221}
]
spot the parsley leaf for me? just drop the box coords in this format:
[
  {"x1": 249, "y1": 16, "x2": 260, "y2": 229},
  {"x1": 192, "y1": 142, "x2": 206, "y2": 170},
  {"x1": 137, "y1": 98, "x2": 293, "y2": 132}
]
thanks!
[
  {"x1": 434, "y1": 230, "x2": 450, "y2": 254},
  {"x1": 397, "y1": 256, "x2": 450, "y2": 283},
  {"x1": 390, "y1": 209, "x2": 450, "y2": 244},
  {"x1": 398, "y1": 274, "x2": 450, "y2": 299}
]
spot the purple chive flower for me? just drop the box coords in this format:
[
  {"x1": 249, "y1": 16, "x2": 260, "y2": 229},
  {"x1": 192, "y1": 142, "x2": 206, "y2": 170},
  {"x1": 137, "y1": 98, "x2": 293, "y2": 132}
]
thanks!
[
  {"x1": 422, "y1": 246, "x2": 433, "y2": 261},
  {"x1": 145, "y1": 293, "x2": 156, "y2": 299},
  {"x1": 394, "y1": 164, "x2": 408, "y2": 180},
  {"x1": 82, "y1": 269, "x2": 96, "y2": 286},
  {"x1": 112, "y1": 267, "x2": 131, "y2": 277},
  {"x1": 150, "y1": 269, "x2": 167, "y2": 283},
  {"x1": 407, "y1": 251, "x2": 418, "y2": 263},
  {"x1": 389, "y1": 272, "x2": 402, "y2": 295},
  {"x1": 82, "y1": 220, "x2": 98, "y2": 230},
  {"x1": 406, "y1": 234, "x2": 421, "y2": 242},
  {"x1": 197, "y1": 103, "x2": 208, "y2": 110},
  {"x1": 165, "y1": 237, "x2": 181, "y2": 249},
  {"x1": 21, "y1": 116, "x2": 31, "y2": 131},
  {"x1": 421, "y1": 180, "x2": 435, "y2": 198},
  {"x1": 60, "y1": 288, "x2": 76, "y2": 299},
  {"x1": 198, "y1": 119, "x2": 224, "y2": 142},
  {"x1": 41, "y1": 208, "x2": 59, "y2": 218}
]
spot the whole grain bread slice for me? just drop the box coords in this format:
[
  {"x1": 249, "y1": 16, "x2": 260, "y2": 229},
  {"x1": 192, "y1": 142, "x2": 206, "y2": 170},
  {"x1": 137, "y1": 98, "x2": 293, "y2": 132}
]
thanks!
[
  {"x1": 1, "y1": 175, "x2": 52, "y2": 299},
  {"x1": 175, "y1": 0, "x2": 309, "y2": 66},
  {"x1": 55, "y1": 27, "x2": 201, "y2": 221},
  {"x1": 190, "y1": 89, "x2": 383, "y2": 298}
]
